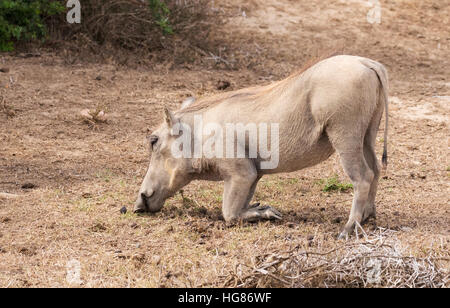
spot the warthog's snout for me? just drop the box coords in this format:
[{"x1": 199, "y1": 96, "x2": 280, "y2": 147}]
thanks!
[{"x1": 134, "y1": 191, "x2": 154, "y2": 214}]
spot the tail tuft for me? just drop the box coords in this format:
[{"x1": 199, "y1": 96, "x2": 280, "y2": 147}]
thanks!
[{"x1": 382, "y1": 149, "x2": 387, "y2": 168}]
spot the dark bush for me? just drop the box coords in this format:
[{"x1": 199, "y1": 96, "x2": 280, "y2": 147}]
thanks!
[
  {"x1": 1, "y1": 0, "x2": 217, "y2": 66},
  {"x1": 43, "y1": 0, "x2": 216, "y2": 66},
  {"x1": 63, "y1": 1, "x2": 212, "y2": 49},
  {"x1": 0, "y1": 0, "x2": 65, "y2": 51}
]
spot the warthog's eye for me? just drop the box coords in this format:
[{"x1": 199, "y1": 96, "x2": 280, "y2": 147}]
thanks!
[{"x1": 149, "y1": 135, "x2": 159, "y2": 151}]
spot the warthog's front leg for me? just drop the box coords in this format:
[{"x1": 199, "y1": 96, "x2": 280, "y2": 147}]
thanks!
[{"x1": 221, "y1": 161, "x2": 282, "y2": 223}]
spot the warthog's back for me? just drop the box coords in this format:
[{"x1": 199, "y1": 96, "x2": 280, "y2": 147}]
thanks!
[
  {"x1": 178, "y1": 55, "x2": 387, "y2": 173},
  {"x1": 181, "y1": 55, "x2": 385, "y2": 125}
]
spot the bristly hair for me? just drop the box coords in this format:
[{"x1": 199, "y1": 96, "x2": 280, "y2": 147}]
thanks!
[
  {"x1": 178, "y1": 50, "x2": 343, "y2": 115},
  {"x1": 287, "y1": 50, "x2": 343, "y2": 80},
  {"x1": 176, "y1": 85, "x2": 264, "y2": 114}
]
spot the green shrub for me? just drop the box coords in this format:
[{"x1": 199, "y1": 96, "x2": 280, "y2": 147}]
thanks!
[
  {"x1": 0, "y1": 0, "x2": 65, "y2": 51},
  {"x1": 148, "y1": 0, "x2": 173, "y2": 35},
  {"x1": 320, "y1": 175, "x2": 353, "y2": 192}
]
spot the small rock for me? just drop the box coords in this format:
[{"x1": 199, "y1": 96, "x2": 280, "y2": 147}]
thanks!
[
  {"x1": 197, "y1": 207, "x2": 208, "y2": 215},
  {"x1": 80, "y1": 109, "x2": 107, "y2": 123},
  {"x1": 120, "y1": 206, "x2": 127, "y2": 214},
  {"x1": 152, "y1": 255, "x2": 161, "y2": 265},
  {"x1": 131, "y1": 253, "x2": 146, "y2": 262},
  {"x1": 0, "y1": 68, "x2": 10, "y2": 73},
  {"x1": 286, "y1": 222, "x2": 295, "y2": 228},
  {"x1": 0, "y1": 217, "x2": 11, "y2": 223},
  {"x1": 18, "y1": 246, "x2": 37, "y2": 256},
  {"x1": 82, "y1": 192, "x2": 93, "y2": 199},
  {"x1": 90, "y1": 223, "x2": 107, "y2": 232},
  {"x1": 95, "y1": 110, "x2": 107, "y2": 123},
  {"x1": 95, "y1": 75, "x2": 102, "y2": 81},
  {"x1": 80, "y1": 109, "x2": 93, "y2": 120},
  {"x1": 333, "y1": 217, "x2": 343, "y2": 224},
  {"x1": 217, "y1": 80, "x2": 231, "y2": 90},
  {"x1": 21, "y1": 183, "x2": 36, "y2": 189}
]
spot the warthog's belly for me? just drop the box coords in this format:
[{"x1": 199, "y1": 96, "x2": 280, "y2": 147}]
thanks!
[{"x1": 260, "y1": 132, "x2": 335, "y2": 174}]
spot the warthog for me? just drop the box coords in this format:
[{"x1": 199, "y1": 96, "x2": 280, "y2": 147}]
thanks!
[{"x1": 135, "y1": 55, "x2": 389, "y2": 239}]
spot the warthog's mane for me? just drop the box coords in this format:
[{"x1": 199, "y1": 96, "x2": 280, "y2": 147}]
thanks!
[{"x1": 177, "y1": 51, "x2": 341, "y2": 115}]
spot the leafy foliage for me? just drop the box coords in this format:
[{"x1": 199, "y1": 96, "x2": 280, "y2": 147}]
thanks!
[
  {"x1": 0, "y1": 0, "x2": 65, "y2": 51},
  {"x1": 148, "y1": 0, "x2": 174, "y2": 35}
]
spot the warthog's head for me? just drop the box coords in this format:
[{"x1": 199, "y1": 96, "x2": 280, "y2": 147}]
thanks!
[{"x1": 134, "y1": 108, "x2": 192, "y2": 213}]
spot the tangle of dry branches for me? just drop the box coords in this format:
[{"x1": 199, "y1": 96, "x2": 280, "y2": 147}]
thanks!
[{"x1": 220, "y1": 228, "x2": 449, "y2": 288}]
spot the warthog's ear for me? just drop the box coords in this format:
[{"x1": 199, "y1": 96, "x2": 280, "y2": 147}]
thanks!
[
  {"x1": 180, "y1": 97, "x2": 196, "y2": 110},
  {"x1": 163, "y1": 107, "x2": 176, "y2": 127}
]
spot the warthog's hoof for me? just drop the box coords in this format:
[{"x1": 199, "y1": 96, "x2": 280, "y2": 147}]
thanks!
[
  {"x1": 362, "y1": 209, "x2": 377, "y2": 225},
  {"x1": 254, "y1": 204, "x2": 283, "y2": 220},
  {"x1": 226, "y1": 204, "x2": 283, "y2": 223},
  {"x1": 337, "y1": 231, "x2": 350, "y2": 241}
]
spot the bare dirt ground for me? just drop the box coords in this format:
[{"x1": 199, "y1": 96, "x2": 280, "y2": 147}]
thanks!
[{"x1": 0, "y1": 0, "x2": 449, "y2": 287}]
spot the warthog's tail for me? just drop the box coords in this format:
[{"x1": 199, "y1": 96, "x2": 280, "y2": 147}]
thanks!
[{"x1": 365, "y1": 60, "x2": 389, "y2": 168}]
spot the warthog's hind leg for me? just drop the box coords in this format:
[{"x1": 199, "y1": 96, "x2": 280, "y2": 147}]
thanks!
[
  {"x1": 361, "y1": 140, "x2": 379, "y2": 225},
  {"x1": 337, "y1": 150, "x2": 374, "y2": 240},
  {"x1": 361, "y1": 104, "x2": 384, "y2": 224}
]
